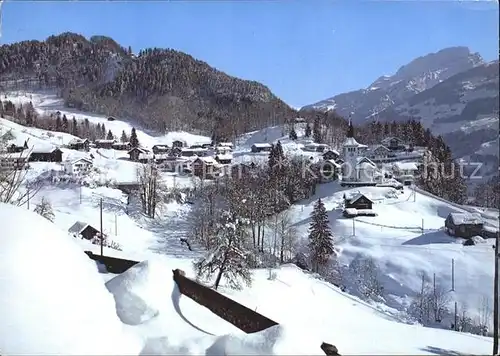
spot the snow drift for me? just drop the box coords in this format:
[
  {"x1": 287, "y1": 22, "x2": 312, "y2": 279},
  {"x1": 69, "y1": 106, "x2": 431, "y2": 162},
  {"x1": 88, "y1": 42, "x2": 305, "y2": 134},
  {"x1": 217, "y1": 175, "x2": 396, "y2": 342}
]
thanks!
[{"x1": 0, "y1": 203, "x2": 142, "y2": 355}]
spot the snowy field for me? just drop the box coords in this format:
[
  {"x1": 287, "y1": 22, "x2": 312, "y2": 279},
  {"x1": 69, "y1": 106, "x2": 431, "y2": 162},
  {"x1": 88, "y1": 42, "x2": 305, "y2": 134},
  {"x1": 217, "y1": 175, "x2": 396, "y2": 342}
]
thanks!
[
  {"x1": 0, "y1": 204, "x2": 494, "y2": 355},
  {"x1": 0, "y1": 91, "x2": 499, "y2": 354}
]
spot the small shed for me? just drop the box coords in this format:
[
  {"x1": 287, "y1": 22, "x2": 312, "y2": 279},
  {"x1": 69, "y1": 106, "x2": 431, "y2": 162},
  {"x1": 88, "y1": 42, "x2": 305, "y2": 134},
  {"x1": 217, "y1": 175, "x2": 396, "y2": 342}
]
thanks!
[
  {"x1": 445, "y1": 213, "x2": 484, "y2": 238},
  {"x1": 128, "y1": 147, "x2": 149, "y2": 161},
  {"x1": 172, "y1": 140, "x2": 186, "y2": 149},
  {"x1": 68, "y1": 138, "x2": 90, "y2": 151},
  {"x1": 68, "y1": 221, "x2": 101, "y2": 240},
  {"x1": 345, "y1": 194, "x2": 373, "y2": 210},
  {"x1": 251, "y1": 143, "x2": 272, "y2": 153}
]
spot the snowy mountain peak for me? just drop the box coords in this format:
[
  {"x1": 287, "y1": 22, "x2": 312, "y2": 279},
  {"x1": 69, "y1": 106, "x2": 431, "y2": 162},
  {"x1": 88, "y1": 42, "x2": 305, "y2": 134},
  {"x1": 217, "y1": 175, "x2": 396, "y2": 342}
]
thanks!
[
  {"x1": 302, "y1": 46, "x2": 486, "y2": 120},
  {"x1": 390, "y1": 46, "x2": 483, "y2": 85}
]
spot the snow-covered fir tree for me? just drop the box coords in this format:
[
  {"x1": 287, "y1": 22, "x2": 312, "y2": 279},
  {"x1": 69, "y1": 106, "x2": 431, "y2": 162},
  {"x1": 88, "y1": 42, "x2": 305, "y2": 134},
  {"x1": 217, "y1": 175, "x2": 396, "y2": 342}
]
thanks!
[
  {"x1": 34, "y1": 197, "x2": 55, "y2": 222},
  {"x1": 308, "y1": 198, "x2": 335, "y2": 273},
  {"x1": 313, "y1": 115, "x2": 323, "y2": 143},
  {"x1": 305, "y1": 123, "x2": 312, "y2": 138},
  {"x1": 193, "y1": 210, "x2": 252, "y2": 290},
  {"x1": 130, "y1": 127, "x2": 139, "y2": 148},
  {"x1": 289, "y1": 126, "x2": 298, "y2": 140},
  {"x1": 120, "y1": 130, "x2": 128, "y2": 143}
]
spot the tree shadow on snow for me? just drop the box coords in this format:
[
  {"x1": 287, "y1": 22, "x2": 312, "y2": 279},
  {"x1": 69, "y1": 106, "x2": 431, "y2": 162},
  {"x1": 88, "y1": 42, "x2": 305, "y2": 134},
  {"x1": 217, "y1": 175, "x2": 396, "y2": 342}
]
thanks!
[
  {"x1": 402, "y1": 231, "x2": 457, "y2": 246},
  {"x1": 419, "y1": 346, "x2": 468, "y2": 355}
]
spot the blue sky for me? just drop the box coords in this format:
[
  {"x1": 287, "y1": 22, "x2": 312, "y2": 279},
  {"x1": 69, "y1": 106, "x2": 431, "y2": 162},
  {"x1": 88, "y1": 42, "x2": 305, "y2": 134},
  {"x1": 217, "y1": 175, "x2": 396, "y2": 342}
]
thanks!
[{"x1": 1, "y1": 0, "x2": 498, "y2": 108}]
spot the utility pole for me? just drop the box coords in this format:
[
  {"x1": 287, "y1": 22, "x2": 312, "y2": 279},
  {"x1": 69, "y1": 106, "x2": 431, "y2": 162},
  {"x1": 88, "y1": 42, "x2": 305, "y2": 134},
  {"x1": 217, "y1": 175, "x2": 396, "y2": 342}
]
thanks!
[
  {"x1": 26, "y1": 185, "x2": 30, "y2": 210},
  {"x1": 79, "y1": 185, "x2": 82, "y2": 204},
  {"x1": 420, "y1": 272, "x2": 425, "y2": 323},
  {"x1": 454, "y1": 301, "x2": 458, "y2": 331},
  {"x1": 494, "y1": 230, "x2": 499, "y2": 355},
  {"x1": 115, "y1": 214, "x2": 117, "y2": 236},
  {"x1": 100, "y1": 198, "x2": 103, "y2": 256},
  {"x1": 421, "y1": 218, "x2": 424, "y2": 233},
  {"x1": 451, "y1": 259, "x2": 455, "y2": 291},
  {"x1": 352, "y1": 218, "x2": 356, "y2": 236}
]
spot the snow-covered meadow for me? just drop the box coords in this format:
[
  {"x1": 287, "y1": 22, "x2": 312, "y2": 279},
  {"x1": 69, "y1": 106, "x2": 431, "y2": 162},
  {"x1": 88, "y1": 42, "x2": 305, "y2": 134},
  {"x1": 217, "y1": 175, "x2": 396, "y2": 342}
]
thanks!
[{"x1": 0, "y1": 91, "x2": 498, "y2": 354}]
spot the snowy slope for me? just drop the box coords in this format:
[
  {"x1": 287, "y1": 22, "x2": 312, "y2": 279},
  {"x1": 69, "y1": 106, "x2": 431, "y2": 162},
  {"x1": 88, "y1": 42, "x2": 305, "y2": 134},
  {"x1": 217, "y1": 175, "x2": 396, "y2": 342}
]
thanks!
[
  {"x1": 3, "y1": 91, "x2": 211, "y2": 148},
  {"x1": 0, "y1": 203, "x2": 142, "y2": 355},
  {"x1": 0, "y1": 205, "x2": 492, "y2": 355},
  {"x1": 287, "y1": 183, "x2": 497, "y2": 322}
]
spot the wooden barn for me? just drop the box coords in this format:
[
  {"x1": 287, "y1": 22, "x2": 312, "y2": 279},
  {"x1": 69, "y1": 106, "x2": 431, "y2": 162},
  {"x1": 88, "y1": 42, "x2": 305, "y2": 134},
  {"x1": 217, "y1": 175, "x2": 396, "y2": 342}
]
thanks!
[
  {"x1": 345, "y1": 194, "x2": 373, "y2": 210},
  {"x1": 445, "y1": 213, "x2": 484, "y2": 238},
  {"x1": 68, "y1": 138, "x2": 90, "y2": 151},
  {"x1": 28, "y1": 147, "x2": 63, "y2": 162},
  {"x1": 94, "y1": 139, "x2": 116, "y2": 149},
  {"x1": 112, "y1": 142, "x2": 131, "y2": 151},
  {"x1": 251, "y1": 143, "x2": 272, "y2": 153},
  {"x1": 172, "y1": 140, "x2": 186, "y2": 149}
]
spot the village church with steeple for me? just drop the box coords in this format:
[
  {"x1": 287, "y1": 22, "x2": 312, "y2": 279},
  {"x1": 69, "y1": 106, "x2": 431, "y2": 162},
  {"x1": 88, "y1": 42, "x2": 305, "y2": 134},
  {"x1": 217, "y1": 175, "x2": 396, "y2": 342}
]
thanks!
[{"x1": 340, "y1": 120, "x2": 381, "y2": 187}]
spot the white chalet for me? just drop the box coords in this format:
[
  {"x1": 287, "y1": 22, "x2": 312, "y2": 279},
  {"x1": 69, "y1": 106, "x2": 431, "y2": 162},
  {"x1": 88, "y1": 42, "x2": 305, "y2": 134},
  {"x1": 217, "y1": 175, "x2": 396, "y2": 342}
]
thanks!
[
  {"x1": 392, "y1": 162, "x2": 419, "y2": 184},
  {"x1": 64, "y1": 157, "x2": 93, "y2": 176},
  {"x1": 341, "y1": 121, "x2": 381, "y2": 186}
]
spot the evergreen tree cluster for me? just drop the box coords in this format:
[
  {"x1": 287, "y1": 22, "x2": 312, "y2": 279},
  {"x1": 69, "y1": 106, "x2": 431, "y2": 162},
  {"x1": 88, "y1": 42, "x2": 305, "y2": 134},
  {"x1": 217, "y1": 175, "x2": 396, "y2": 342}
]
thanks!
[
  {"x1": 473, "y1": 176, "x2": 499, "y2": 208},
  {"x1": 0, "y1": 99, "x2": 112, "y2": 142},
  {"x1": 1, "y1": 33, "x2": 296, "y2": 137}
]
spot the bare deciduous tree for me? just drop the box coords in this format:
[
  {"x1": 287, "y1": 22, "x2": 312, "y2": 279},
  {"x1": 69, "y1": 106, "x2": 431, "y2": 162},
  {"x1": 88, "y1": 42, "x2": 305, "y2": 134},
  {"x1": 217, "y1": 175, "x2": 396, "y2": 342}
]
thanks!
[
  {"x1": 137, "y1": 163, "x2": 163, "y2": 218},
  {"x1": 347, "y1": 256, "x2": 384, "y2": 300},
  {"x1": 34, "y1": 196, "x2": 55, "y2": 222}
]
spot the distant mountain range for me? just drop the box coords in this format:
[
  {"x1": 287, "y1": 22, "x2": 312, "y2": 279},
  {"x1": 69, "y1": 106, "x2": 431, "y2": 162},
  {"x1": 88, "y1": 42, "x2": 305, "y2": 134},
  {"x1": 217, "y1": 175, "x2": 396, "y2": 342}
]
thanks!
[{"x1": 302, "y1": 46, "x2": 499, "y2": 181}]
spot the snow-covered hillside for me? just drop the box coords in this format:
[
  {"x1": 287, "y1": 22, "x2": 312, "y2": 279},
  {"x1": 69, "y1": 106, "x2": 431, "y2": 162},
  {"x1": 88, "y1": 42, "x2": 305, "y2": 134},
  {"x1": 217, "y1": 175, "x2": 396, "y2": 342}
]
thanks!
[
  {"x1": 0, "y1": 203, "x2": 494, "y2": 355},
  {"x1": 1, "y1": 91, "x2": 498, "y2": 354}
]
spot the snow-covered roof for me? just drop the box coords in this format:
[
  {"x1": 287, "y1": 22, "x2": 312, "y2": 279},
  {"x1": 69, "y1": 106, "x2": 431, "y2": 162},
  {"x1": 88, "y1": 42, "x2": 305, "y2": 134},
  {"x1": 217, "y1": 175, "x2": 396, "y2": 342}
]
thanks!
[
  {"x1": 393, "y1": 162, "x2": 418, "y2": 171},
  {"x1": 347, "y1": 193, "x2": 373, "y2": 204},
  {"x1": 70, "y1": 157, "x2": 93, "y2": 165},
  {"x1": 370, "y1": 144, "x2": 390, "y2": 152},
  {"x1": 356, "y1": 156, "x2": 376, "y2": 168},
  {"x1": 344, "y1": 137, "x2": 367, "y2": 148},
  {"x1": 324, "y1": 149, "x2": 339, "y2": 156},
  {"x1": 381, "y1": 136, "x2": 402, "y2": 144},
  {"x1": 32, "y1": 145, "x2": 59, "y2": 154},
  {"x1": 95, "y1": 139, "x2": 116, "y2": 144},
  {"x1": 194, "y1": 156, "x2": 217, "y2": 165},
  {"x1": 252, "y1": 143, "x2": 272, "y2": 148},
  {"x1": 219, "y1": 142, "x2": 233, "y2": 147},
  {"x1": 128, "y1": 147, "x2": 149, "y2": 154},
  {"x1": 68, "y1": 221, "x2": 89, "y2": 235},
  {"x1": 68, "y1": 138, "x2": 88, "y2": 145},
  {"x1": 449, "y1": 213, "x2": 483, "y2": 225},
  {"x1": 216, "y1": 154, "x2": 233, "y2": 161}
]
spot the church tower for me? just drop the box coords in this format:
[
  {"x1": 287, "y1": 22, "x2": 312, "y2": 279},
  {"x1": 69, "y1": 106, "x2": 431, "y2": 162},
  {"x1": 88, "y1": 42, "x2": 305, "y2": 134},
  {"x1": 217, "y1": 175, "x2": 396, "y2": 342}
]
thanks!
[{"x1": 342, "y1": 118, "x2": 361, "y2": 182}]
